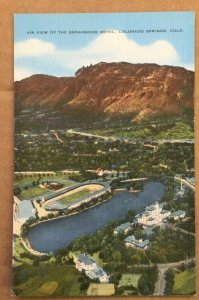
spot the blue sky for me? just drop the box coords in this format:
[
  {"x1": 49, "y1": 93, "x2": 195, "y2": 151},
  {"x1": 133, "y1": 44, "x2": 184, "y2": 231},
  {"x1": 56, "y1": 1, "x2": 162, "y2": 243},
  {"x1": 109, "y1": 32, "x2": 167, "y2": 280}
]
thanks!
[{"x1": 14, "y1": 12, "x2": 195, "y2": 80}]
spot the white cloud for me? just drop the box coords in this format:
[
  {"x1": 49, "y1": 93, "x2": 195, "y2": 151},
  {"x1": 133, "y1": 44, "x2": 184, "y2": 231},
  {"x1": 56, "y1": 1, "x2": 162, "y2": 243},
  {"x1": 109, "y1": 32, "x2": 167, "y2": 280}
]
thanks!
[
  {"x1": 15, "y1": 33, "x2": 190, "y2": 80},
  {"x1": 179, "y1": 63, "x2": 194, "y2": 71},
  {"x1": 81, "y1": 33, "x2": 178, "y2": 64},
  {"x1": 59, "y1": 33, "x2": 179, "y2": 70},
  {"x1": 15, "y1": 38, "x2": 56, "y2": 58},
  {"x1": 14, "y1": 66, "x2": 34, "y2": 81}
]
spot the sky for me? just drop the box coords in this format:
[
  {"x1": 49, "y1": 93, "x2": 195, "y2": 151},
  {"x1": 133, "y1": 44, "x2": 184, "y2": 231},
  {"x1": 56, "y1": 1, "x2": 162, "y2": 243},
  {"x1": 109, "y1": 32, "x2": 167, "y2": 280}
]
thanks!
[{"x1": 14, "y1": 12, "x2": 195, "y2": 81}]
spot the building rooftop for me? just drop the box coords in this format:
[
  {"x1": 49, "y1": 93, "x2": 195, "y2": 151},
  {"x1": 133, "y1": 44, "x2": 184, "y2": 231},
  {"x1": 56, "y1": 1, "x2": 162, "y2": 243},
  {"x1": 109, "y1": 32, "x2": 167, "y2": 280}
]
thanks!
[
  {"x1": 91, "y1": 267, "x2": 106, "y2": 277},
  {"x1": 161, "y1": 210, "x2": 170, "y2": 214},
  {"x1": 186, "y1": 177, "x2": 195, "y2": 185},
  {"x1": 16, "y1": 200, "x2": 36, "y2": 221},
  {"x1": 77, "y1": 254, "x2": 96, "y2": 266},
  {"x1": 142, "y1": 227, "x2": 154, "y2": 236},
  {"x1": 114, "y1": 222, "x2": 132, "y2": 232},
  {"x1": 125, "y1": 234, "x2": 136, "y2": 243},
  {"x1": 125, "y1": 235, "x2": 150, "y2": 248},
  {"x1": 146, "y1": 205, "x2": 156, "y2": 211},
  {"x1": 170, "y1": 210, "x2": 186, "y2": 217},
  {"x1": 148, "y1": 217, "x2": 155, "y2": 221}
]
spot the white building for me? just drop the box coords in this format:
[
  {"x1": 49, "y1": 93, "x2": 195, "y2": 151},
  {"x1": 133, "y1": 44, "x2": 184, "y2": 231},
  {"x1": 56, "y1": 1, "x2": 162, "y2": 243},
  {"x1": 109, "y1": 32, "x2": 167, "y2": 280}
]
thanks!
[
  {"x1": 170, "y1": 210, "x2": 186, "y2": 220},
  {"x1": 137, "y1": 202, "x2": 171, "y2": 226},
  {"x1": 74, "y1": 254, "x2": 109, "y2": 283}
]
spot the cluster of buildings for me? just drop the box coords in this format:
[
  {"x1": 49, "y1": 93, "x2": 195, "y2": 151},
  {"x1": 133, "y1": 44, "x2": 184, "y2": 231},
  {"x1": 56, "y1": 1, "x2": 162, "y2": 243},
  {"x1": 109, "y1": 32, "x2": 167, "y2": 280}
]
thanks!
[
  {"x1": 114, "y1": 221, "x2": 151, "y2": 250},
  {"x1": 169, "y1": 210, "x2": 186, "y2": 220},
  {"x1": 135, "y1": 202, "x2": 171, "y2": 227},
  {"x1": 74, "y1": 254, "x2": 109, "y2": 283},
  {"x1": 113, "y1": 202, "x2": 186, "y2": 251}
]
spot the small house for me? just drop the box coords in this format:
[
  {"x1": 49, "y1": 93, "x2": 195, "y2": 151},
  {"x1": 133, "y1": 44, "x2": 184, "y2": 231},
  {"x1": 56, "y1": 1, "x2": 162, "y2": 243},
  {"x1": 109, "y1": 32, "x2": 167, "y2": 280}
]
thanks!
[
  {"x1": 74, "y1": 254, "x2": 109, "y2": 283},
  {"x1": 125, "y1": 234, "x2": 150, "y2": 250},
  {"x1": 114, "y1": 222, "x2": 133, "y2": 235}
]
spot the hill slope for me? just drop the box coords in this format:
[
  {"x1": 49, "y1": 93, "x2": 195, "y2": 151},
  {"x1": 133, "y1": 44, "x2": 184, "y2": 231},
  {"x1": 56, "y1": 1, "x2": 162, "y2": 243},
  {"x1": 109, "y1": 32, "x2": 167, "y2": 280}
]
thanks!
[{"x1": 15, "y1": 62, "x2": 194, "y2": 122}]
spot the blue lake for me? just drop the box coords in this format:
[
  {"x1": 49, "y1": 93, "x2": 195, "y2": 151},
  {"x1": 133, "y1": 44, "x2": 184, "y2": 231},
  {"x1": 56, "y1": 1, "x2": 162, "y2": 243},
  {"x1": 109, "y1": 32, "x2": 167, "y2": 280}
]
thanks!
[{"x1": 27, "y1": 181, "x2": 164, "y2": 253}]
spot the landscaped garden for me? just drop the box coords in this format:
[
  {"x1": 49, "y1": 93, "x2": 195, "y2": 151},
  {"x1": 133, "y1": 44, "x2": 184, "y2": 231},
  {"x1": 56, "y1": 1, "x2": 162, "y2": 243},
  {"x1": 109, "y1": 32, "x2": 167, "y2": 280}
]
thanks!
[
  {"x1": 19, "y1": 186, "x2": 48, "y2": 200},
  {"x1": 14, "y1": 174, "x2": 76, "y2": 200}
]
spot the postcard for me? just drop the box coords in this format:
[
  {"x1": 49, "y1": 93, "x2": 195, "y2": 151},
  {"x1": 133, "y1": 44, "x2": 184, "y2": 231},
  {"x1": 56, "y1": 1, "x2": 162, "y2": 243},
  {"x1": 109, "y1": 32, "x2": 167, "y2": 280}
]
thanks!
[{"x1": 13, "y1": 12, "x2": 195, "y2": 296}]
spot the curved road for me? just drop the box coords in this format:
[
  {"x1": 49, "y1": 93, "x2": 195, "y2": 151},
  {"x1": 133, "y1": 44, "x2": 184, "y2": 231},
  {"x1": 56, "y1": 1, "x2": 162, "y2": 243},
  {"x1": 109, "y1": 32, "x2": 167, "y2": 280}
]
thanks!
[
  {"x1": 174, "y1": 176, "x2": 195, "y2": 191},
  {"x1": 67, "y1": 129, "x2": 194, "y2": 145},
  {"x1": 53, "y1": 132, "x2": 65, "y2": 144},
  {"x1": 154, "y1": 258, "x2": 195, "y2": 295}
]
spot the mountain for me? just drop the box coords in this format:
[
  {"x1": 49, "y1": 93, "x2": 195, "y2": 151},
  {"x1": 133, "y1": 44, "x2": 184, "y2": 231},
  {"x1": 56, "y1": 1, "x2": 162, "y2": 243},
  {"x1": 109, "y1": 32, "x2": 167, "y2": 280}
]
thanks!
[{"x1": 15, "y1": 62, "x2": 194, "y2": 121}]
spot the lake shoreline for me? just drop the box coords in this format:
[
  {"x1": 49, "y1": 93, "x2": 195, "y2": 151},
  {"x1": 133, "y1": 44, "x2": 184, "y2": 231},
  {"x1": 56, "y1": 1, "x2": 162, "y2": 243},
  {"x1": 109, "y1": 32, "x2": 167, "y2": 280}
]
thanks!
[
  {"x1": 30, "y1": 194, "x2": 113, "y2": 229},
  {"x1": 26, "y1": 181, "x2": 165, "y2": 254},
  {"x1": 21, "y1": 194, "x2": 114, "y2": 256}
]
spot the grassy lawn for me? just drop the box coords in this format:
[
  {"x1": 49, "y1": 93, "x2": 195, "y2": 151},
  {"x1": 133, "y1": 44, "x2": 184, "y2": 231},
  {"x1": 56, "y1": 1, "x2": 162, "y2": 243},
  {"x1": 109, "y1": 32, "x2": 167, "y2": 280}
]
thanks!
[
  {"x1": 87, "y1": 122, "x2": 194, "y2": 140},
  {"x1": 92, "y1": 252, "x2": 104, "y2": 266},
  {"x1": 15, "y1": 174, "x2": 75, "y2": 187},
  {"x1": 87, "y1": 283, "x2": 115, "y2": 296},
  {"x1": 39, "y1": 281, "x2": 59, "y2": 295},
  {"x1": 15, "y1": 264, "x2": 85, "y2": 297},
  {"x1": 13, "y1": 237, "x2": 33, "y2": 267},
  {"x1": 58, "y1": 188, "x2": 93, "y2": 205},
  {"x1": 19, "y1": 186, "x2": 48, "y2": 200},
  {"x1": 119, "y1": 274, "x2": 141, "y2": 288},
  {"x1": 15, "y1": 175, "x2": 76, "y2": 200},
  {"x1": 15, "y1": 175, "x2": 56, "y2": 186},
  {"x1": 173, "y1": 268, "x2": 196, "y2": 295},
  {"x1": 68, "y1": 251, "x2": 79, "y2": 260},
  {"x1": 156, "y1": 123, "x2": 194, "y2": 139}
]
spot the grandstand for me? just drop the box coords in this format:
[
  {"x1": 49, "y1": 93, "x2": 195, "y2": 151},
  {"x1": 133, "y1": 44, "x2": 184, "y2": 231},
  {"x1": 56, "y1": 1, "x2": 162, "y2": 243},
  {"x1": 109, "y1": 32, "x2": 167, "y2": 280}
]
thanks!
[{"x1": 42, "y1": 181, "x2": 110, "y2": 211}]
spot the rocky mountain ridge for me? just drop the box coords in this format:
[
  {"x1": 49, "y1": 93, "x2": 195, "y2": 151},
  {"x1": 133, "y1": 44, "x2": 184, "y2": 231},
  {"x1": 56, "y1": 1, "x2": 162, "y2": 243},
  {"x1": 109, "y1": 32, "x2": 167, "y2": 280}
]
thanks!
[{"x1": 15, "y1": 62, "x2": 194, "y2": 121}]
